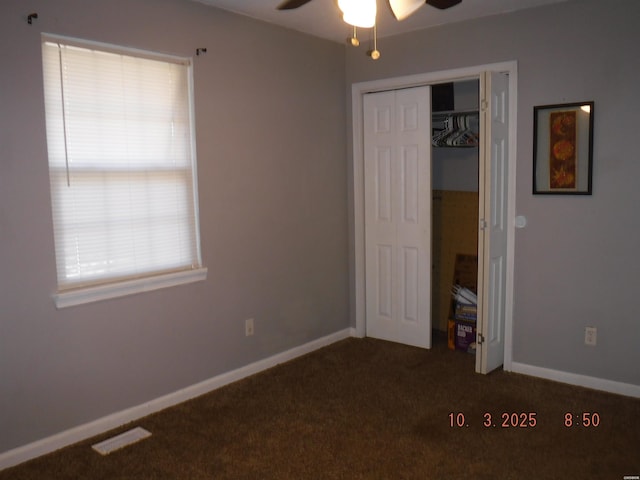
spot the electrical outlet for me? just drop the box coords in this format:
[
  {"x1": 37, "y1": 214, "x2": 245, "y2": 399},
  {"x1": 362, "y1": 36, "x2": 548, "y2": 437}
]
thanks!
[
  {"x1": 585, "y1": 326, "x2": 597, "y2": 346},
  {"x1": 245, "y1": 318, "x2": 254, "y2": 336}
]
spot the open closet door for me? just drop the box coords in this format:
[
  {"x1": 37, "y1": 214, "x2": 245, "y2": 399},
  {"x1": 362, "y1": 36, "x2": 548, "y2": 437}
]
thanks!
[
  {"x1": 363, "y1": 87, "x2": 432, "y2": 349},
  {"x1": 476, "y1": 71, "x2": 509, "y2": 374}
]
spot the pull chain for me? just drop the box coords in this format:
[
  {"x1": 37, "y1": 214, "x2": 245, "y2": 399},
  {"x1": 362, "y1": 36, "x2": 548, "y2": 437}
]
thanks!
[
  {"x1": 367, "y1": 23, "x2": 380, "y2": 60},
  {"x1": 347, "y1": 26, "x2": 360, "y2": 47}
]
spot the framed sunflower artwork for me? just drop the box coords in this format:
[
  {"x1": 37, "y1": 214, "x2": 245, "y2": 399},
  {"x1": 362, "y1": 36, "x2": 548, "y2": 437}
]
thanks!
[{"x1": 533, "y1": 101, "x2": 594, "y2": 194}]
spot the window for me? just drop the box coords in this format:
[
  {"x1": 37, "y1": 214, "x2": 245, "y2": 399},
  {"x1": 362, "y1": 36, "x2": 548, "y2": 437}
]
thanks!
[{"x1": 42, "y1": 35, "x2": 206, "y2": 308}]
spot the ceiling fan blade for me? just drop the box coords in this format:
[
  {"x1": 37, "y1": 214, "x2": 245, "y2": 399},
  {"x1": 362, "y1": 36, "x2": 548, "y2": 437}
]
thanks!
[
  {"x1": 425, "y1": 0, "x2": 462, "y2": 9},
  {"x1": 277, "y1": 0, "x2": 314, "y2": 10},
  {"x1": 388, "y1": 0, "x2": 424, "y2": 21},
  {"x1": 389, "y1": 0, "x2": 461, "y2": 21}
]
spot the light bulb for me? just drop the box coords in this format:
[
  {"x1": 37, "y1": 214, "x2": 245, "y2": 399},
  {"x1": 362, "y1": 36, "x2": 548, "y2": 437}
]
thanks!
[{"x1": 338, "y1": 0, "x2": 376, "y2": 28}]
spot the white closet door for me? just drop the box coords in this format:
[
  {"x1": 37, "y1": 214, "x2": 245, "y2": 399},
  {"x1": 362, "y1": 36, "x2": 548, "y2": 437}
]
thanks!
[
  {"x1": 477, "y1": 71, "x2": 509, "y2": 373},
  {"x1": 364, "y1": 87, "x2": 431, "y2": 348}
]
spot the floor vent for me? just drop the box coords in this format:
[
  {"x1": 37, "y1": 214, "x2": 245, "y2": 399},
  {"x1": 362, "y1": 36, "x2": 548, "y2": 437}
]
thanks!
[{"x1": 91, "y1": 427, "x2": 152, "y2": 455}]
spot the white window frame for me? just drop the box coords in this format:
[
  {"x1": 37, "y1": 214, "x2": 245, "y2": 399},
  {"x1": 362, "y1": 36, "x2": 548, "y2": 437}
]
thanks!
[{"x1": 42, "y1": 34, "x2": 207, "y2": 308}]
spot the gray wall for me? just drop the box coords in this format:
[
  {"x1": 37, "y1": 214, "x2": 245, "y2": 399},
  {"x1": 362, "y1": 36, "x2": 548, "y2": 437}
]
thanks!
[
  {"x1": 0, "y1": 0, "x2": 348, "y2": 453},
  {"x1": 347, "y1": 0, "x2": 640, "y2": 386}
]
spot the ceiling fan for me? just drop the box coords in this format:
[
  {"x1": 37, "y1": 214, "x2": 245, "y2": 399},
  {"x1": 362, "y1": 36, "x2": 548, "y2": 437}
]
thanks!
[
  {"x1": 277, "y1": 0, "x2": 462, "y2": 59},
  {"x1": 277, "y1": 0, "x2": 463, "y2": 22}
]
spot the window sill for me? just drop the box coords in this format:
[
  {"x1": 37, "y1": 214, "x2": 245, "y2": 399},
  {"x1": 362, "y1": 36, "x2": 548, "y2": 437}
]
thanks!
[{"x1": 53, "y1": 267, "x2": 208, "y2": 309}]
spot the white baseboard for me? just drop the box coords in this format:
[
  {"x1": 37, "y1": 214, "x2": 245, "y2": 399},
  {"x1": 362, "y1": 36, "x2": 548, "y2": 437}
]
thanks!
[
  {"x1": 0, "y1": 328, "x2": 355, "y2": 471},
  {"x1": 511, "y1": 362, "x2": 640, "y2": 398}
]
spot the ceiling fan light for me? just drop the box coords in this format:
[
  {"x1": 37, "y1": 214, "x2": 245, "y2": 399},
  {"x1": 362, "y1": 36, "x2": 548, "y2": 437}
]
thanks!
[
  {"x1": 337, "y1": 0, "x2": 376, "y2": 28},
  {"x1": 388, "y1": 0, "x2": 424, "y2": 20}
]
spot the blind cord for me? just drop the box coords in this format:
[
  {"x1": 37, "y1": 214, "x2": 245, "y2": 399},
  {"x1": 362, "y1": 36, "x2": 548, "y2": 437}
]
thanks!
[{"x1": 57, "y1": 44, "x2": 71, "y2": 187}]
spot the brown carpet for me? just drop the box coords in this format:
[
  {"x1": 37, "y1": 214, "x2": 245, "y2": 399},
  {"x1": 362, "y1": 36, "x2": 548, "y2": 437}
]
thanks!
[{"x1": 2, "y1": 336, "x2": 639, "y2": 479}]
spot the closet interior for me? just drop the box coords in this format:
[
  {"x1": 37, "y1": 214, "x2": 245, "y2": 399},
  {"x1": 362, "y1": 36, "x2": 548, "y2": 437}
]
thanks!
[{"x1": 431, "y1": 80, "x2": 480, "y2": 351}]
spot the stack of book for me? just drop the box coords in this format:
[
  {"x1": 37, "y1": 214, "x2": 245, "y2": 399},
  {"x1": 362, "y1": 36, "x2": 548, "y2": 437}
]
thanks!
[
  {"x1": 454, "y1": 302, "x2": 477, "y2": 322},
  {"x1": 451, "y1": 285, "x2": 477, "y2": 322},
  {"x1": 447, "y1": 255, "x2": 478, "y2": 353}
]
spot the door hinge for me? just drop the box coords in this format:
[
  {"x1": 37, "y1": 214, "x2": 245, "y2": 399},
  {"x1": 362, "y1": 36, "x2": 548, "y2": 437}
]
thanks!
[
  {"x1": 480, "y1": 99, "x2": 489, "y2": 112},
  {"x1": 477, "y1": 333, "x2": 485, "y2": 345},
  {"x1": 479, "y1": 219, "x2": 487, "y2": 230}
]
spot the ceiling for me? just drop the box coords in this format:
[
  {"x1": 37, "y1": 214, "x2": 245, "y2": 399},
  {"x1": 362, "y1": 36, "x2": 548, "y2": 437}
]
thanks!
[{"x1": 192, "y1": 0, "x2": 571, "y2": 44}]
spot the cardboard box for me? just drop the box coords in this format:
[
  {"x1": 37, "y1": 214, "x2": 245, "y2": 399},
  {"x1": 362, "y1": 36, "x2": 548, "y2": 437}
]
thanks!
[
  {"x1": 455, "y1": 320, "x2": 477, "y2": 353},
  {"x1": 447, "y1": 319, "x2": 456, "y2": 350},
  {"x1": 448, "y1": 254, "x2": 478, "y2": 319},
  {"x1": 452, "y1": 254, "x2": 478, "y2": 290}
]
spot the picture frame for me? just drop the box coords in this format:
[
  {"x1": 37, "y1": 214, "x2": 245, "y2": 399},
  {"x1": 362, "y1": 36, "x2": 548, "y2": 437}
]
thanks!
[{"x1": 533, "y1": 101, "x2": 594, "y2": 195}]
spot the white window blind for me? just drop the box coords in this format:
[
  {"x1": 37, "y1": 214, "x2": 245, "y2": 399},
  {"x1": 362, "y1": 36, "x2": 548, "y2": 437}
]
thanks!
[{"x1": 42, "y1": 36, "x2": 204, "y2": 301}]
